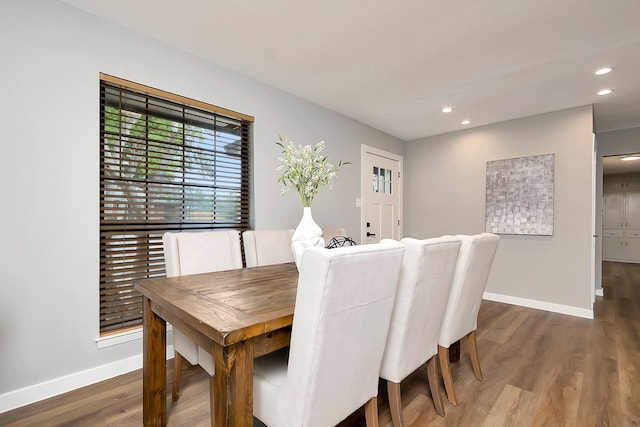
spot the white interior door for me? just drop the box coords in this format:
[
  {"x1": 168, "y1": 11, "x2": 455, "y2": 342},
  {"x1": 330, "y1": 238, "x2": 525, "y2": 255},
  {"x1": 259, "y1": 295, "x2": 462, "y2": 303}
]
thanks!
[{"x1": 361, "y1": 145, "x2": 403, "y2": 244}]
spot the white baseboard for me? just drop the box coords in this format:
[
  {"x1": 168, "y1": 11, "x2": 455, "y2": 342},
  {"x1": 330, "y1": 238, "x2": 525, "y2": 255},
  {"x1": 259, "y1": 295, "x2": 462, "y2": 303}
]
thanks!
[
  {"x1": 483, "y1": 292, "x2": 594, "y2": 319},
  {"x1": 595, "y1": 288, "x2": 604, "y2": 297},
  {"x1": 0, "y1": 345, "x2": 174, "y2": 414}
]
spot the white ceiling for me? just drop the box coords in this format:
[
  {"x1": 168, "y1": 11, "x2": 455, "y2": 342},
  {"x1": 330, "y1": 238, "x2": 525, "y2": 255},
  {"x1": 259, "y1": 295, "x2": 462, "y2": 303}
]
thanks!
[
  {"x1": 603, "y1": 154, "x2": 640, "y2": 175},
  {"x1": 62, "y1": 0, "x2": 640, "y2": 141}
]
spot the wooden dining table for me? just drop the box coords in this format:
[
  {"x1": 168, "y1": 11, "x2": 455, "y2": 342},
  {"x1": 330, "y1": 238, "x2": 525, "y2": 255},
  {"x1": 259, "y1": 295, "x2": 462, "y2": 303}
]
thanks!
[{"x1": 134, "y1": 262, "x2": 299, "y2": 427}]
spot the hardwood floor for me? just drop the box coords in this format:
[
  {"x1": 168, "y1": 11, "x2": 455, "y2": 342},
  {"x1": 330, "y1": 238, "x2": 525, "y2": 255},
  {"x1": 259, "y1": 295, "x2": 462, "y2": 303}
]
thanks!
[{"x1": 2, "y1": 261, "x2": 639, "y2": 427}]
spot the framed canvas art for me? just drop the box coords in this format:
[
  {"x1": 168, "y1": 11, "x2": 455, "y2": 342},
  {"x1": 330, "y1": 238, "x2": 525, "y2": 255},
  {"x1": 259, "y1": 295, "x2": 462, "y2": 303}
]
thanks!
[{"x1": 485, "y1": 154, "x2": 554, "y2": 235}]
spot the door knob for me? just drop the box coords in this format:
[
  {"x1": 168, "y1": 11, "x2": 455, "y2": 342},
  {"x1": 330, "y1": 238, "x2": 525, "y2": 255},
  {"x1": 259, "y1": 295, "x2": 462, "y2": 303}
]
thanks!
[{"x1": 367, "y1": 232, "x2": 376, "y2": 237}]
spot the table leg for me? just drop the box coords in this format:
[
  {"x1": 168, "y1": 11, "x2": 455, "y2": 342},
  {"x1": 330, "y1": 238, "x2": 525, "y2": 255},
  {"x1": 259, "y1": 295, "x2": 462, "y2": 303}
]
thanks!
[
  {"x1": 213, "y1": 340, "x2": 254, "y2": 427},
  {"x1": 142, "y1": 297, "x2": 167, "y2": 426}
]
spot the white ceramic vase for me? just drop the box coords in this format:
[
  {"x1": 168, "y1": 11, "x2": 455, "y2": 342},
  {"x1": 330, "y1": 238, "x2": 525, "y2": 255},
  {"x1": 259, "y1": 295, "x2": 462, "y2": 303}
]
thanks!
[{"x1": 291, "y1": 207, "x2": 325, "y2": 269}]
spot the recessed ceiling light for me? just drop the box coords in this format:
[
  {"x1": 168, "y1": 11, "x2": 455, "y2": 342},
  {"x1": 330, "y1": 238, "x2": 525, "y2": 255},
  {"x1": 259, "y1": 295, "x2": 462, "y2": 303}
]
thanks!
[
  {"x1": 597, "y1": 89, "x2": 612, "y2": 96},
  {"x1": 621, "y1": 156, "x2": 640, "y2": 161},
  {"x1": 595, "y1": 67, "x2": 612, "y2": 76},
  {"x1": 442, "y1": 107, "x2": 453, "y2": 113},
  {"x1": 461, "y1": 120, "x2": 471, "y2": 125}
]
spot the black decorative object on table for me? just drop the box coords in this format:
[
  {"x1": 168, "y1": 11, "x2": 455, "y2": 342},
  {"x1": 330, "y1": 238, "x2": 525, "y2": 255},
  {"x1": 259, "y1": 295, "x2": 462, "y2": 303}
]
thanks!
[{"x1": 325, "y1": 236, "x2": 357, "y2": 249}]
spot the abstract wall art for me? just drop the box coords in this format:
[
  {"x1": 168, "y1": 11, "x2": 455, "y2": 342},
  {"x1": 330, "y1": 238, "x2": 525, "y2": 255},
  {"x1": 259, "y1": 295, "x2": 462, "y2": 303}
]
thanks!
[{"x1": 485, "y1": 153, "x2": 555, "y2": 235}]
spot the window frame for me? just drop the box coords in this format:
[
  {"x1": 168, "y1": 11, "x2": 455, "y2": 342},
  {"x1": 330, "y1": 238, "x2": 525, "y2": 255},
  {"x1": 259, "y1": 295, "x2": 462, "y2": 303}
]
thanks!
[{"x1": 98, "y1": 73, "x2": 253, "y2": 335}]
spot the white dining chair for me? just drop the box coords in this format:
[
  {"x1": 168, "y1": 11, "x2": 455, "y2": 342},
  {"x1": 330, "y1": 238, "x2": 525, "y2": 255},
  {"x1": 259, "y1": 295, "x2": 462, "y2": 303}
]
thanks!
[
  {"x1": 162, "y1": 230, "x2": 243, "y2": 409},
  {"x1": 242, "y1": 229, "x2": 294, "y2": 267},
  {"x1": 322, "y1": 227, "x2": 347, "y2": 243},
  {"x1": 252, "y1": 241, "x2": 405, "y2": 427},
  {"x1": 438, "y1": 233, "x2": 499, "y2": 405},
  {"x1": 379, "y1": 236, "x2": 461, "y2": 424}
]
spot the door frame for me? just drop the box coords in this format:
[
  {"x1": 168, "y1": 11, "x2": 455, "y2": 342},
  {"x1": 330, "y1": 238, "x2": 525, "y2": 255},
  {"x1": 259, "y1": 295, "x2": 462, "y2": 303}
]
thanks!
[
  {"x1": 591, "y1": 133, "x2": 597, "y2": 303},
  {"x1": 360, "y1": 144, "x2": 404, "y2": 243}
]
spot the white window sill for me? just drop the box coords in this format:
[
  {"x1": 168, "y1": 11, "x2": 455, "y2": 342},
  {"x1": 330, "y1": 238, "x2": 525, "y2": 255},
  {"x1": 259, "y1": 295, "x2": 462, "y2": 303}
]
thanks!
[{"x1": 96, "y1": 324, "x2": 173, "y2": 349}]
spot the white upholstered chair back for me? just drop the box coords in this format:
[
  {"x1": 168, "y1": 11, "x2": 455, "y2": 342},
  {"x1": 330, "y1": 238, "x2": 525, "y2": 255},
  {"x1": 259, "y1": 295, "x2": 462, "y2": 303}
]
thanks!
[
  {"x1": 322, "y1": 227, "x2": 347, "y2": 242},
  {"x1": 161, "y1": 230, "x2": 243, "y2": 406},
  {"x1": 379, "y1": 236, "x2": 461, "y2": 421},
  {"x1": 439, "y1": 233, "x2": 500, "y2": 347},
  {"x1": 437, "y1": 233, "x2": 499, "y2": 405},
  {"x1": 242, "y1": 229, "x2": 294, "y2": 267},
  {"x1": 380, "y1": 236, "x2": 461, "y2": 380},
  {"x1": 253, "y1": 241, "x2": 405, "y2": 427},
  {"x1": 163, "y1": 230, "x2": 243, "y2": 277}
]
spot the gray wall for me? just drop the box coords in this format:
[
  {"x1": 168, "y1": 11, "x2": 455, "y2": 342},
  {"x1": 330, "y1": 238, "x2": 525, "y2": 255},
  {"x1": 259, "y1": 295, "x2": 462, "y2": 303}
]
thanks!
[
  {"x1": 404, "y1": 106, "x2": 594, "y2": 311},
  {"x1": 0, "y1": 0, "x2": 403, "y2": 399}
]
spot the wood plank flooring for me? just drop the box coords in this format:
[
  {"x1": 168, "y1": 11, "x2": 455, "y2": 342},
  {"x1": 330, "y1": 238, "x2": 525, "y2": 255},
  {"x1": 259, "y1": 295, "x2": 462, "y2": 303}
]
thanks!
[{"x1": 2, "y1": 261, "x2": 639, "y2": 426}]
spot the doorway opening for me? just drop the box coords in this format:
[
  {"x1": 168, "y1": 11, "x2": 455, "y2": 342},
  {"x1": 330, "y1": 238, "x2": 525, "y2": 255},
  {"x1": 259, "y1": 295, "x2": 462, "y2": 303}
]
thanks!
[{"x1": 597, "y1": 149, "x2": 640, "y2": 298}]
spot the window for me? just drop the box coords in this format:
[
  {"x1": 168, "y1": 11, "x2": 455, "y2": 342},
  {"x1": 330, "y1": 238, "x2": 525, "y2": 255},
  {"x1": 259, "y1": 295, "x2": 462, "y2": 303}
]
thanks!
[
  {"x1": 372, "y1": 166, "x2": 392, "y2": 194},
  {"x1": 99, "y1": 74, "x2": 252, "y2": 334}
]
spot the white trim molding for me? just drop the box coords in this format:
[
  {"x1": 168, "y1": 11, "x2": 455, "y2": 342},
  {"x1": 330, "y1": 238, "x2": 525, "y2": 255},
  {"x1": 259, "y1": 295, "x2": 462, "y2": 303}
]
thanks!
[
  {"x1": 95, "y1": 324, "x2": 173, "y2": 349},
  {"x1": 483, "y1": 292, "x2": 594, "y2": 320},
  {"x1": 595, "y1": 288, "x2": 604, "y2": 297},
  {"x1": 0, "y1": 344, "x2": 174, "y2": 414},
  {"x1": 95, "y1": 327, "x2": 143, "y2": 349}
]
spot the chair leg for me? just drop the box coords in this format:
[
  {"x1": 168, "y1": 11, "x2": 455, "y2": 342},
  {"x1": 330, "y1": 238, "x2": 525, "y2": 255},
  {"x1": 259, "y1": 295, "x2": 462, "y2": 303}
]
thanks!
[
  {"x1": 364, "y1": 396, "x2": 379, "y2": 427},
  {"x1": 467, "y1": 330, "x2": 484, "y2": 380},
  {"x1": 172, "y1": 352, "x2": 185, "y2": 401},
  {"x1": 426, "y1": 356, "x2": 445, "y2": 416},
  {"x1": 387, "y1": 380, "x2": 405, "y2": 427},
  {"x1": 438, "y1": 345, "x2": 457, "y2": 405}
]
